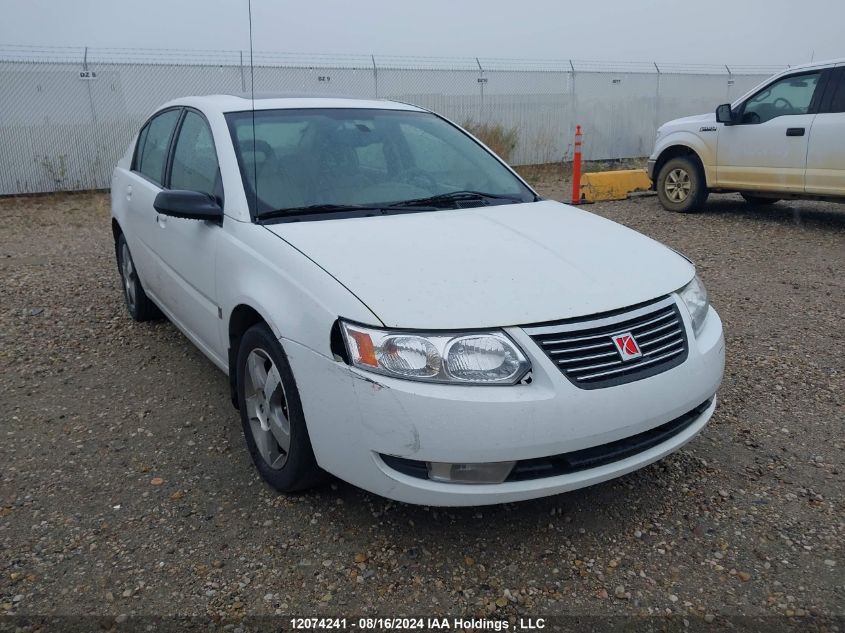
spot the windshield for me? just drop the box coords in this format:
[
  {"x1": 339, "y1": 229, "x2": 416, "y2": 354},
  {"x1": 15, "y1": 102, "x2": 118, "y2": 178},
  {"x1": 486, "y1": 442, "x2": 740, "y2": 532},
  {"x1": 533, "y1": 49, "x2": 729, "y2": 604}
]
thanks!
[{"x1": 224, "y1": 108, "x2": 535, "y2": 218}]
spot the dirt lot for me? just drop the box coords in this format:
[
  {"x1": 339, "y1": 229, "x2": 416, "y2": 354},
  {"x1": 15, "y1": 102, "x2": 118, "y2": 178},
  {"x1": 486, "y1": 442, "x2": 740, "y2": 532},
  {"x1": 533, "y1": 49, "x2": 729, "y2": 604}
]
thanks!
[{"x1": 1, "y1": 175, "x2": 843, "y2": 627}]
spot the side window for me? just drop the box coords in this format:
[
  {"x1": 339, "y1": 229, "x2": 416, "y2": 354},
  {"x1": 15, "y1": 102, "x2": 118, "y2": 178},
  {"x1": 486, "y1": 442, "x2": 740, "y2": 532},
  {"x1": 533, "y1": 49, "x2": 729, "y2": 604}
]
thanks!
[
  {"x1": 134, "y1": 126, "x2": 150, "y2": 168},
  {"x1": 169, "y1": 111, "x2": 222, "y2": 200},
  {"x1": 827, "y1": 70, "x2": 845, "y2": 114},
  {"x1": 741, "y1": 72, "x2": 821, "y2": 124},
  {"x1": 134, "y1": 109, "x2": 181, "y2": 185}
]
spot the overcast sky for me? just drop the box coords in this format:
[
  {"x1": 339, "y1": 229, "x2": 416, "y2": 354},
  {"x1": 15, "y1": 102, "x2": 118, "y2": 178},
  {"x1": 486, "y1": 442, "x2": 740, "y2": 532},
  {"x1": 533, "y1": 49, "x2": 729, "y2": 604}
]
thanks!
[{"x1": 0, "y1": 0, "x2": 841, "y2": 67}]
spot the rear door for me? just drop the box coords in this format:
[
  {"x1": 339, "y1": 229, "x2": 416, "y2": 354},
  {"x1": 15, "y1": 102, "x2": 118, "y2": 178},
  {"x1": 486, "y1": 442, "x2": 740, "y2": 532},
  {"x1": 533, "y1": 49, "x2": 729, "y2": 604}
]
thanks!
[
  {"x1": 154, "y1": 108, "x2": 225, "y2": 362},
  {"x1": 715, "y1": 70, "x2": 826, "y2": 192},
  {"x1": 805, "y1": 66, "x2": 845, "y2": 196},
  {"x1": 125, "y1": 108, "x2": 182, "y2": 300}
]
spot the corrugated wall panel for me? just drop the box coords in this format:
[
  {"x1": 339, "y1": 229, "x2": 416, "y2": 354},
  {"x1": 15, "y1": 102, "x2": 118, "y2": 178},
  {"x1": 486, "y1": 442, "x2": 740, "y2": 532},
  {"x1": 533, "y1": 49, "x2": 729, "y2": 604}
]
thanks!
[{"x1": 0, "y1": 54, "x2": 780, "y2": 195}]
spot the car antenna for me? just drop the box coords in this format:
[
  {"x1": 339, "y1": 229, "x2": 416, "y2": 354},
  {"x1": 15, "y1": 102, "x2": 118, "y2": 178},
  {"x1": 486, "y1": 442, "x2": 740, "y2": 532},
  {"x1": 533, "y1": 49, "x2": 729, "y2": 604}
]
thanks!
[{"x1": 248, "y1": 0, "x2": 257, "y2": 218}]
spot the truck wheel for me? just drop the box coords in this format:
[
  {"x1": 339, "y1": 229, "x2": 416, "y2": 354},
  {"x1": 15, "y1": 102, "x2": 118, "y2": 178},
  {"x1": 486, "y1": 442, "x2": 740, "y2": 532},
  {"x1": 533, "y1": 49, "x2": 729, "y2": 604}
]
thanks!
[
  {"x1": 116, "y1": 234, "x2": 162, "y2": 321},
  {"x1": 741, "y1": 193, "x2": 780, "y2": 205},
  {"x1": 236, "y1": 323, "x2": 326, "y2": 493},
  {"x1": 656, "y1": 157, "x2": 709, "y2": 213}
]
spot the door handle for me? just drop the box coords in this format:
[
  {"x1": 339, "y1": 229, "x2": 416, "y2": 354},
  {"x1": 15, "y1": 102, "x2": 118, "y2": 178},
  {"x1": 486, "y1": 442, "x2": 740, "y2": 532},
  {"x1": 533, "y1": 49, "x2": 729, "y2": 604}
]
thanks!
[
  {"x1": 786, "y1": 127, "x2": 805, "y2": 137},
  {"x1": 126, "y1": 185, "x2": 132, "y2": 201}
]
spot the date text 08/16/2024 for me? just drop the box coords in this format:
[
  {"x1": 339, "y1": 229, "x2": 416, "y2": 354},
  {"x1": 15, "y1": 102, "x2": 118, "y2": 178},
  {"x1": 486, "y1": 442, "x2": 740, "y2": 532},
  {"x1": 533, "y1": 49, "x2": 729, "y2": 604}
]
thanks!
[{"x1": 289, "y1": 617, "x2": 547, "y2": 631}]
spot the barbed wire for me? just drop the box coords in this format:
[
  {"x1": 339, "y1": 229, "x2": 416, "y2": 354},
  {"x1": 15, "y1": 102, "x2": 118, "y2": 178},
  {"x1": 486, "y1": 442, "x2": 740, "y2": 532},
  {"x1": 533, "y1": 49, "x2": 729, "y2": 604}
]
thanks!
[{"x1": 0, "y1": 44, "x2": 789, "y2": 75}]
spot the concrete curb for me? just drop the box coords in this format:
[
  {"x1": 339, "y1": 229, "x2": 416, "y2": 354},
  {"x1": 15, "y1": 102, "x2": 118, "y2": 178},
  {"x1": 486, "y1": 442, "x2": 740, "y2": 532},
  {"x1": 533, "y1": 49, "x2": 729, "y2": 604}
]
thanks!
[{"x1": 578, "y1": 169, "x2": 652, "y2": 203}]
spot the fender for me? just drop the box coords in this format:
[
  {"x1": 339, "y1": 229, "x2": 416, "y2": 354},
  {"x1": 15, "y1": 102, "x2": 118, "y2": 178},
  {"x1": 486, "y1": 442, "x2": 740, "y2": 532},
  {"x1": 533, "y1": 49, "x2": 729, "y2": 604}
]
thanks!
[
  {"x1": 652, "y1": 130, "x2": 718, "y2": 186},
  {"x1": 216, "y1": 219, "x2": 381, "y2": 368},
  {"x1": 217, "y1": 221, "x2": 382, "y2": 410}
]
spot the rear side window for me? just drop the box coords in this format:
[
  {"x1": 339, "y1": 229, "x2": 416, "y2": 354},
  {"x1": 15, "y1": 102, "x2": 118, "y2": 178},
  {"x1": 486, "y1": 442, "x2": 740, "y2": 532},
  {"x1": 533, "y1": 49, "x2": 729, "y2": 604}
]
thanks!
[
  {"x1": 827, "y1": 70, "x2": 845, "y2": 113},
  {"x1": 134, "y1": 109, "x2": 181, "y2": 185},
  {"x1": 169, "y1": 111, "x2": 222, "y2": 201}
]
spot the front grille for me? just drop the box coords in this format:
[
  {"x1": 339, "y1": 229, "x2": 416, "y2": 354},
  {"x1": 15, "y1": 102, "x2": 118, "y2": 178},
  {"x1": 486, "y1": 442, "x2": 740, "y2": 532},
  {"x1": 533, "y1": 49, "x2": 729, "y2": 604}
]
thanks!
[
  {"x1": 379, "y1": 398, "x2": 713, "y2": 483},
  {"x1": 523, "y1": 296, "x2": 688, "y2": 389}
]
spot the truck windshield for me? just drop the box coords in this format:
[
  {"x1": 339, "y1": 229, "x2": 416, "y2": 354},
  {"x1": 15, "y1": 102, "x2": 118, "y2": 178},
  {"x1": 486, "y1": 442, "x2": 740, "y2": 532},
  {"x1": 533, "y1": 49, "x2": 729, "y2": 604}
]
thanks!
[{"x1": 224, "y1": 108, "x2": 535, "y2": 219}]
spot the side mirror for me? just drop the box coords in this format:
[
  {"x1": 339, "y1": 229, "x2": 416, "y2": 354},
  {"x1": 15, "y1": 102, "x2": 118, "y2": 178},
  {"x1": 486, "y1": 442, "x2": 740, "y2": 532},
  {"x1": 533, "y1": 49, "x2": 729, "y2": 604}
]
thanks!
[
  {"x1": 716, "y1": 103, "x2": 735, "y2": 125},
  {"x1": 153, "y1": 190, "x2": 223, "y2": 224}
]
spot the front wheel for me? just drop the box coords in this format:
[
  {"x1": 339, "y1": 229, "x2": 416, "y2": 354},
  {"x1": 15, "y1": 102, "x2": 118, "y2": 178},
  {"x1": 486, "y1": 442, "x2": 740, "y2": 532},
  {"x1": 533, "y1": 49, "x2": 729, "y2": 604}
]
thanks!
[
  {"x1": 236, "y1": 323, "x2": 325, "y2": 492},
  {"x1": 656, "y1": 157, "x2": 709, "y2": 213}
]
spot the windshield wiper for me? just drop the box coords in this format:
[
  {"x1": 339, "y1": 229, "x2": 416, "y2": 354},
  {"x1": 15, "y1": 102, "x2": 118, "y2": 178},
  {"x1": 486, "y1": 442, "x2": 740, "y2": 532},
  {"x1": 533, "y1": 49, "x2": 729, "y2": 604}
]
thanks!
[
  {"x1": 384, "y1": 190, "x2": 525, "y2": 210},
  {"x1": 256, "y1": 191, "x2": 527, "y2": 222},
  {"x1": 257, "y1": 203, "x2": 384, "y2": 221}
]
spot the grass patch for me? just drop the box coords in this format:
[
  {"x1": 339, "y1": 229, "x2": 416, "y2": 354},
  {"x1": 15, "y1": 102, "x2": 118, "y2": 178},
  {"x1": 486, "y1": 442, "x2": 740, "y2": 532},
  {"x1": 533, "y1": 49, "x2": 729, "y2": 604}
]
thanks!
[{"x1": 462, "y1": 121, "x2": 519, "y2": 163}]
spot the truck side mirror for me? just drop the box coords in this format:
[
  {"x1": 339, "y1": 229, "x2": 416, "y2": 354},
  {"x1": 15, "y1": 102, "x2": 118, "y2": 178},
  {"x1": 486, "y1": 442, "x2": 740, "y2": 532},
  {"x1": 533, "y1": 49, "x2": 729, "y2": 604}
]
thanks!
[{"x1": 716, "y1": 104, "x2": 736, "y2": 126}]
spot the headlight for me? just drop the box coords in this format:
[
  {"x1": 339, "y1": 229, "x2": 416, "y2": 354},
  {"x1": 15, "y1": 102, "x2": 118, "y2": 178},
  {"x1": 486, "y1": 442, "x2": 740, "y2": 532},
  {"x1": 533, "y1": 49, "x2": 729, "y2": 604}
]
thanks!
[
  {"x1": 339, "y1": 320, "x2": 530, "y2": 385},
  {"x1": 678, "y1": 275, "x2": 709, "y2": 336}
]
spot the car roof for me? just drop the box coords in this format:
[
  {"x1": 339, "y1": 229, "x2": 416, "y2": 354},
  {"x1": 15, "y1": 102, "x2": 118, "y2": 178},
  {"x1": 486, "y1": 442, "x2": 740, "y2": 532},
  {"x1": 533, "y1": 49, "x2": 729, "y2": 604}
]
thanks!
[
  {"x1": 158, "y1": 93, "x2": 427, "y2": 114},
  {"x1": 780, "y1": 57, "x2": 845, "y2": 72}
]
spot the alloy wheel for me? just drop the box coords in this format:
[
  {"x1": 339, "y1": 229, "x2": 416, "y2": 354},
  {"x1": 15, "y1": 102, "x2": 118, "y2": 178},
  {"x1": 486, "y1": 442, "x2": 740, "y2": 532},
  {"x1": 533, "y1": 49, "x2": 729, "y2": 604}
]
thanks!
[
  {"x1": 664, "y1": 168, "x2": 692, "y2": 203},
  {"x1": 120, "y1": 242, "x2": 138, "y2": 311},
  {"x1": 244, "y1": 348, "x2": 291, "y2": 470}
]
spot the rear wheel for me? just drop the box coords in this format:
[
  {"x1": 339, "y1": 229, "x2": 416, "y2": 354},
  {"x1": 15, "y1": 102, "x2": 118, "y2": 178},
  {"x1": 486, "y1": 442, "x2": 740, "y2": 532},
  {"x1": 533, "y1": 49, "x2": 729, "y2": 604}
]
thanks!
[
  {"x1": 741, "y1": 193, "x2": 780, "y2": 205},
  {"x1": 236, "y1": 323, "x2": 325, "y2": 492},
  {"x1": 116, "y1": 234, "x2": 161, "y2": 321},
  {"x1": 656, "y1": 157, "x2": 709, "y2": 213}
]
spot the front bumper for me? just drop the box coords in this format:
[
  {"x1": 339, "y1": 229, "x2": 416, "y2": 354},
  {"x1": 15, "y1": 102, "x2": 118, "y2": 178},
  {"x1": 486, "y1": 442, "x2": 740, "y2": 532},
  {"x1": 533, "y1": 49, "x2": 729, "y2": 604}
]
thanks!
[{"x1": 285, "y1": 299, "x2": 725, "y2": 506}]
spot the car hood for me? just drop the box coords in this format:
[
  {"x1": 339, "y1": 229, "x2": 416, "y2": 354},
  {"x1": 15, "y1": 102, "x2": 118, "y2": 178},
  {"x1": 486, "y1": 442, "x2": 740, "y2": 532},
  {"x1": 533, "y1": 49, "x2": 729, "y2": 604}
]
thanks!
[
  {"x1": 661, "y1": 112, "x2": 716, "y2": 130},
  {"x1": 265, "y1": 200, "x2": 694, "y2": 329}
]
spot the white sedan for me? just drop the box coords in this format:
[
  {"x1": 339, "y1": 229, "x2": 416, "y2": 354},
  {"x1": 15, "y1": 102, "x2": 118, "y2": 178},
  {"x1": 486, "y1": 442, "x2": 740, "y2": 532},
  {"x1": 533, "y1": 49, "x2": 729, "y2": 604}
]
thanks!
[{"x1": 111, "y1": 95, "x2": 725, "y2": 506}]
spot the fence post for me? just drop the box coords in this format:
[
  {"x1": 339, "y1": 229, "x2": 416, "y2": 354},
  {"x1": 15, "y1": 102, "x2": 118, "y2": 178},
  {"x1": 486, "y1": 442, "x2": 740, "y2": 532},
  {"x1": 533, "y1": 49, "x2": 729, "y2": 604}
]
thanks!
[
  {"x1": 476, "y1": 57, "x2": 485, "y2": 122},
  {"x1": 239, "y1": 51, "x2": 246, "y2": 92},
  {"x1": 725, "y1": 64, "x2": 732, "y2": 101},
  {"x1": 82, "y1": 46, "x2": 97, "y2": 123},
  {"x1": 653, "y1": 62, "x2": 661, "y2": 140},
  {"x1": 372, "y1": 54, "x2": 378, "y2": 98}
]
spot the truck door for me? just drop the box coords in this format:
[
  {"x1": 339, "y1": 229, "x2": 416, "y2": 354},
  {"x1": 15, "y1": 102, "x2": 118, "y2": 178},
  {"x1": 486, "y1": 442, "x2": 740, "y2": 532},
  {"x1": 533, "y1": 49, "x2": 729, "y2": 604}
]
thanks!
[
  {"x1": 805, "y1": 66, "x2": 845, "y2": 196},
  {"x1": 716, "y1": 70, "x2": 825, "y2": 193}
]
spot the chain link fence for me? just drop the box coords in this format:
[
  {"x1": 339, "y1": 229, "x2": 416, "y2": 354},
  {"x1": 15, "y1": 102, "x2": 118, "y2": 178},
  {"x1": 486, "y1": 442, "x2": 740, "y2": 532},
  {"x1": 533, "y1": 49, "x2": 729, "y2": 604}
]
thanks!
[{"x1": 0, "y1": 46, "x2": 783, "y2": 195}]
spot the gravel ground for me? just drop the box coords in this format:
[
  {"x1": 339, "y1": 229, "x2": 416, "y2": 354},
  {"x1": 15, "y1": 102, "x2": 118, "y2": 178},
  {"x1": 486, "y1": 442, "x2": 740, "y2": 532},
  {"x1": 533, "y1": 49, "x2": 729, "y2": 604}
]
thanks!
[{"x1": 1, "y1": 178, "x2": 843, "y2": 626}]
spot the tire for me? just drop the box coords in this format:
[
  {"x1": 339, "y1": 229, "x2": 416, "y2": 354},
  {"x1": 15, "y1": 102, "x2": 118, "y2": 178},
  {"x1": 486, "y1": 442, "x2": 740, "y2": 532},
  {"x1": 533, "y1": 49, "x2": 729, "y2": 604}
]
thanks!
[
  {"x1": 236, "y1": 323, "x2": 325, "y2": 492},
  {"x1": 656, "y1": 157, "x2": 709, "y2": 213},
  {"x1": 741, "y1": 193, "x2": 780, "y2": 205},
  {"x1": 116, "y1": 234, "x2": 162, "y2": 321}
]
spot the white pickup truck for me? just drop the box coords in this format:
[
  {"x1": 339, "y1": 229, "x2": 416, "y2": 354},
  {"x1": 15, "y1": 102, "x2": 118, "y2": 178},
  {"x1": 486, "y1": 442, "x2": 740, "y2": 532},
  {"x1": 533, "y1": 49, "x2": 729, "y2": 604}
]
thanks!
[{"x1": 648, "y1": 59, "x2": 845, "y2": 212}]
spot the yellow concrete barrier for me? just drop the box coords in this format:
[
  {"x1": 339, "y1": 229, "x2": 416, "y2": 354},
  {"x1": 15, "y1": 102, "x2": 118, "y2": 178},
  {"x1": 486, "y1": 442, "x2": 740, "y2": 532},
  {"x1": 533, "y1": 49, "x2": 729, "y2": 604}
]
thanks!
[{"x1": 578, "y1": 169, "x2": 652, "y2": 203}]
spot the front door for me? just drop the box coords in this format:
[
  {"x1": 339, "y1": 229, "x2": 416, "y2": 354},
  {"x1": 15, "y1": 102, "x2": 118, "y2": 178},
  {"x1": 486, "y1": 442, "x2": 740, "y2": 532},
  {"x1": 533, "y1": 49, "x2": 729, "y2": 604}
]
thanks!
[
  {"x1": 716, "y1": 70, "x2": 824, "y2": 193},
  {"x1": 153, "y1": 109, "x2": 226, "y2": 363}
]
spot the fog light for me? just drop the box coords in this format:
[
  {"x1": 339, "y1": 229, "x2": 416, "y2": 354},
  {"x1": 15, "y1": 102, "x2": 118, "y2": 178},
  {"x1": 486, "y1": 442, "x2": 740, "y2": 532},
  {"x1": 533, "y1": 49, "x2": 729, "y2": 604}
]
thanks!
[{"x1": 427, "y1": 461, "x2": 516, "y2": 484}]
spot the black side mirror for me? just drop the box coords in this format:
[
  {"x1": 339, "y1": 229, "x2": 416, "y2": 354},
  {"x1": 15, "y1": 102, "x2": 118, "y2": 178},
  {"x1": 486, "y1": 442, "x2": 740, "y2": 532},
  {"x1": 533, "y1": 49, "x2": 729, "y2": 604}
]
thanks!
[
  {"x1": 716, "y1": 103, "x2": 735, "y2": 125},
  {"x1": 153, "y1": 190, "x2": 223, "y2": 224}
]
